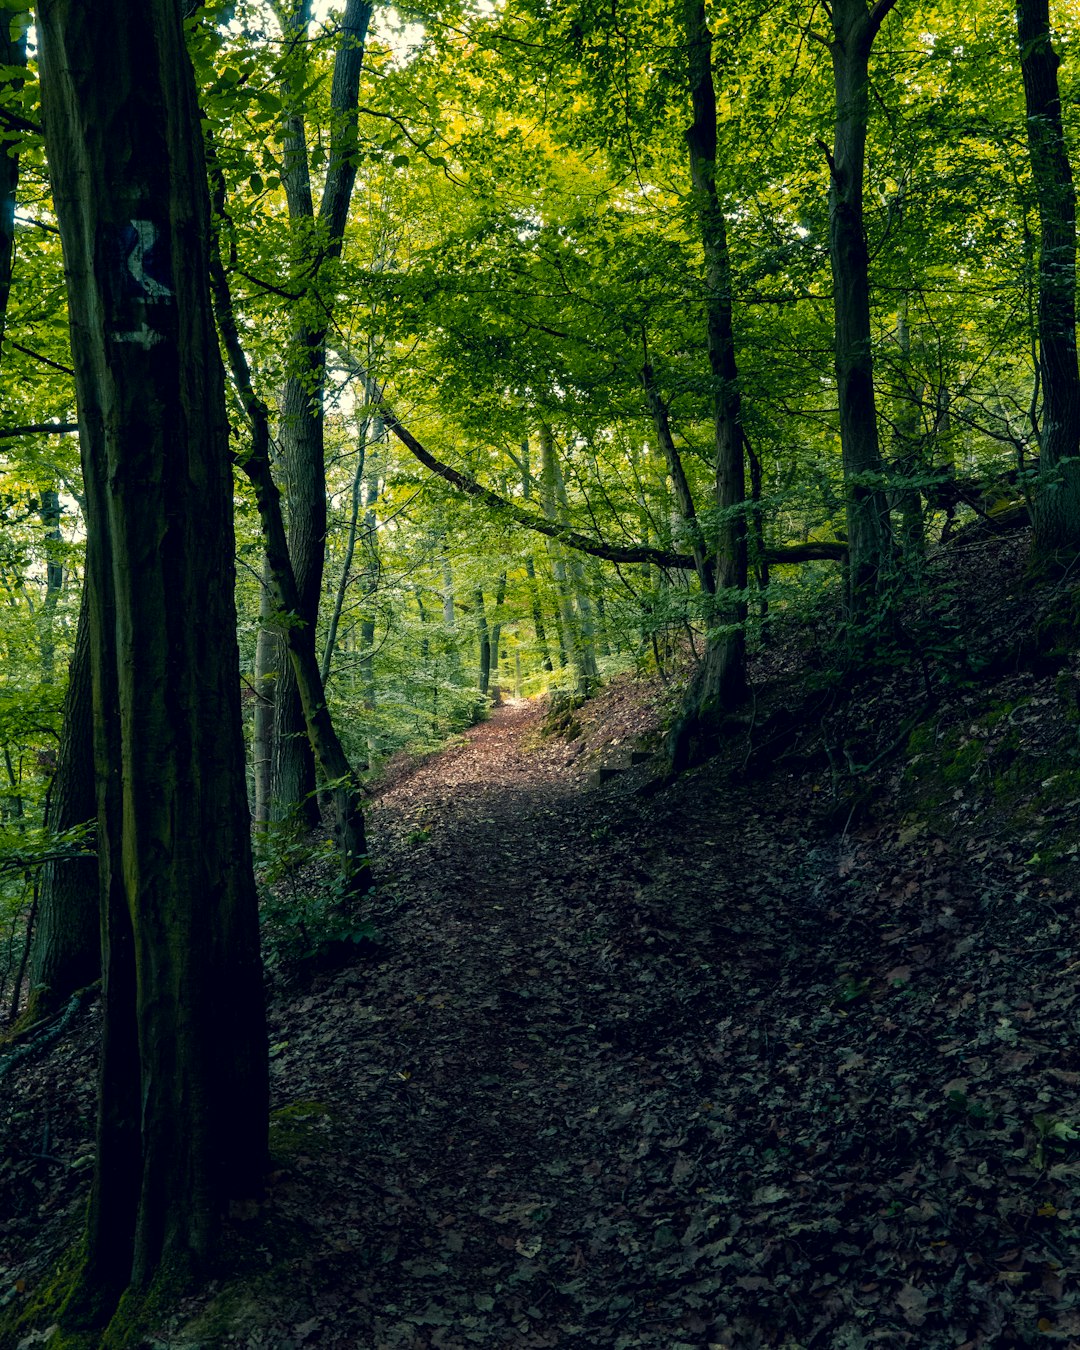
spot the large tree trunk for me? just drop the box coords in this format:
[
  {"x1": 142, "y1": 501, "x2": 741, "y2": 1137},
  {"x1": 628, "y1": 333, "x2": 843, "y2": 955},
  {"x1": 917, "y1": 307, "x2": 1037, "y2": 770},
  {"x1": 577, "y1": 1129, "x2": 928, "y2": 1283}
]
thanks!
[
  {"x1": 1016, "y1": 0, "x2": 1080, "y2": 564},
  {"x1": 29, "y1": 587, "x2": 98, "y2": 1017},
  {"x1": 38, "y1": 0, "x2": 268, "y2": 1325},
  {"x1": 828, "y1": 0, "x2": 897, "y2": 609},
  {"x1": 270, "y1": 0, "x2": 373, "y2": 823}
]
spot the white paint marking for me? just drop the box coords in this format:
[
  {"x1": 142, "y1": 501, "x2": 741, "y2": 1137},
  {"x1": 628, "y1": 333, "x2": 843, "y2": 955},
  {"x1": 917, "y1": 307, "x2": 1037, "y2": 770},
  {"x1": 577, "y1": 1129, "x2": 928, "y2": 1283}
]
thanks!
[
  {"x1": 127, "y1": 219, "x2": 173, "y2": 301},
  {"x1": 112, "y1": 322, "x2": 164, "y2": 350}
]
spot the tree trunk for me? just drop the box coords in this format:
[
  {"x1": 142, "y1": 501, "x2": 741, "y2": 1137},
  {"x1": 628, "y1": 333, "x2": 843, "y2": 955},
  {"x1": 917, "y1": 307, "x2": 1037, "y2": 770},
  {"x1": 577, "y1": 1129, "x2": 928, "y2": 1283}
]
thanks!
[
  {"x1": 0, "y1": 16, "x2": 26, "y2": 352},
  {"x1": 827, "y1": 0, "x2": 897, "y2": 609},
  {"x1": 252, "y1": 559, "x2": 277, "y2": 830},
  {"x1": 29, "y1": 587, "x2": 98, "y2": 1016},
  {"x1": 207, "y1": 191, "x2": 371, "y2": 903},
  {"x1": 39, "y1": 0, "x2": 268, "y2": 1323},
  {"x1": 270, "y1": 0, "x2": 373, "y2": 821},
  {"x1": 476, "y1": 588, "x2": 491, "y2": 696},
  {"x1": 668, "y1": 0, "x2": 749, "y2": 771},
  {"x1": 38, "y1": 487, "x2": 64, "y2": 683},
  {"x1": 1016, "y1": 0, "x2": 1080, "y2": 564}
]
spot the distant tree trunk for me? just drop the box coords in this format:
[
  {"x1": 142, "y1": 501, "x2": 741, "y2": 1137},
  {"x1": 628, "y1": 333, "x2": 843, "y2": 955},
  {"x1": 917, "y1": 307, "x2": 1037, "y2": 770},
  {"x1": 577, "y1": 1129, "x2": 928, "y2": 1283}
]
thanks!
[
  {"x1": 519, "y1": 442, "x2": 554, "y2": 672},
  {"x1": 827, "y1": 0, "x2": 897, "y2": 609},
  {"x1": 890, "y1": 292, "x2": 926, "y2": 565},
  {"x1": 39, "y1": 0, "x2": 268, "y2": 1324},
  {"x1": 489, "y1": 571, "x2": 507, "y2": 703},
  {"x1": 1016, "y1": 0, "x2": 1080, "y2": 564},
  {"x1": 0, "y1": 15, "x2": 26, "y2": 352},
  {"x1": 38, "y1": 488, "x2": 64, "y2": 682},
  {"x1": 540, "y1": 425, "x2": 599, "y2": 693},
  {"x1": 270, "y1": 0, "x2": 373, "y2": 822},
  {"x1": 252, "y1": 560, "x2": 277, "y2": 830},
  {"x1": 476, "y1": 588, "x2": 491, "y2": 695},
  {"x1": 359, "y1": 444, "x2": 380, "y2": 730},
  {"x1": 29, "y1": 588, "x2": 98, "y2": 1017},
  {"x1": 321, "y1": 414, "x2": 369, "y2": 686}
]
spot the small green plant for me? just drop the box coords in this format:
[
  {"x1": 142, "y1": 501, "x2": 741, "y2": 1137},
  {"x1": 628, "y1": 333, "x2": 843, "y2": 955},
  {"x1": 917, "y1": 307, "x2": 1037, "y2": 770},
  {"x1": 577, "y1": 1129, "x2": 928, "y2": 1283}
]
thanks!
[
  {"x1": 1032, "y1": 1113, "x2": 1080, "y2": 1169},
  {"x1": 836, "y1": 974, "x2": 871, "y2": 1004},
  {"x1": 946, "y1": 1090, "x2": 993, "y2": 1123},
  {"x1": 255, "y1": 817, "x2": 382, "y2": 969}
]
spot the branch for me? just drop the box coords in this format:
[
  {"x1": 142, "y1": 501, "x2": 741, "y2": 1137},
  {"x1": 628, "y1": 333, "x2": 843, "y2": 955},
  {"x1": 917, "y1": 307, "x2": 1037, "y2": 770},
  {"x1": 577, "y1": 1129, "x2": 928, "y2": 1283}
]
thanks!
[
  {"x1": 346, "y1": 359, "x2": 848, "y2": 571},
  {"x1": 5, "y1": 342, "x2": 74, "y2": 377},
  {"x1": 867, "y1": 0, "x2": 900, "y2": 41},
  {"x1": 0, "y1": 422, "x2": 78, "y2": 439}
]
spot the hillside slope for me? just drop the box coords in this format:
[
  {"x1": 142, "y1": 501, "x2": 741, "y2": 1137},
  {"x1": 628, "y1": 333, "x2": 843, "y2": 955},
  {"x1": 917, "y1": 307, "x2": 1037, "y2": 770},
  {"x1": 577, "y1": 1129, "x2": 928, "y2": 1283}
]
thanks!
[{"x1": 4, "y1": 527, "x2": 1080, "y2": 1348}]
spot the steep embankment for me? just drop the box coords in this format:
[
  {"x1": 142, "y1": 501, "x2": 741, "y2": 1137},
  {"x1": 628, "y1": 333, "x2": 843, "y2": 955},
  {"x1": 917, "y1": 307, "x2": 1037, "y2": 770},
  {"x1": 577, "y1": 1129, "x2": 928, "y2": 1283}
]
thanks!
[{"x1": 5, "y1": 528, "x2": 1080, "y2": 1348}]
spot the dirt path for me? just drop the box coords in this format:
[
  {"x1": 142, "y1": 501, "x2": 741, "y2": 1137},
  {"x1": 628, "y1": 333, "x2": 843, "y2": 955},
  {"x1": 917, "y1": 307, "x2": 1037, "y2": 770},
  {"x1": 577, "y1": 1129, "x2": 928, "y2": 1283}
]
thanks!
[
  {"x1": 264, "y1": 701, "x2": 671, "y2": 1347},
  {"x1": 7, "y1": 664, "x2": 1080, "y2": 1348},
  {"x1": 255, "y1": 693, "x2": 1080, "y2": 1350}
]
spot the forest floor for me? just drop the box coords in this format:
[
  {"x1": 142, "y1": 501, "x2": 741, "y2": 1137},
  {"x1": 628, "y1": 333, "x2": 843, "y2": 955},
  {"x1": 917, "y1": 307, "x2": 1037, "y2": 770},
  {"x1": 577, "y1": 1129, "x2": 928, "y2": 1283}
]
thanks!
[{"x1": 6, "y1": 527, "x2": 1080, "y2": 1348}]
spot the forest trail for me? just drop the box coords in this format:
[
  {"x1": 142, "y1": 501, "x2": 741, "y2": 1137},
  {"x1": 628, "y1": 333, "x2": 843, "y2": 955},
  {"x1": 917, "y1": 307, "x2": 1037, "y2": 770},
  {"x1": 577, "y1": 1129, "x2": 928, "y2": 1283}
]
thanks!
[
  {"x1": 8, "y1": 566, "x2": 1080, "y2": 1347},
  {"x1": 257, "y1": 660, "x2": 1080, "y2": 1350}
]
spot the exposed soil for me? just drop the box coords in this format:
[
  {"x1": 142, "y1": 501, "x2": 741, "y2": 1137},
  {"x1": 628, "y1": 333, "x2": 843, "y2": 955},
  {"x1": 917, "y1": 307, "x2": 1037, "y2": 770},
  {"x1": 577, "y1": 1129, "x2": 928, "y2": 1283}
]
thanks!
[{"x1": 4, "y1": 529, "x2": 1080, "y2": 1348}]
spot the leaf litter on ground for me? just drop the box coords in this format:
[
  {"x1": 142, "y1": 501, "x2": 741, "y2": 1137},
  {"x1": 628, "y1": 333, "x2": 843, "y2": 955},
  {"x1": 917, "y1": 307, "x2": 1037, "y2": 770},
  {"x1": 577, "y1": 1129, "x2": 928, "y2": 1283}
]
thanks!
[{"x1": 4, "y1": 528, "x2": 1080, "y2": 1347}]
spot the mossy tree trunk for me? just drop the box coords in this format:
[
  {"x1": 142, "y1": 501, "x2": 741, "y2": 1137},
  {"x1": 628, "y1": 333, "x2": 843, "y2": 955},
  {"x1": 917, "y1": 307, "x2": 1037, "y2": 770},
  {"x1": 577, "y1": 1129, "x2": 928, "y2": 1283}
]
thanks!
[
  {"x1": 1016, "y1": 0, "x2": 1080, "y2": 566},
  {"x1": 827, "y1": 0, "x2": 897, "y2": 610},
  {"x1": 38, "y1": 0, "x2": 268, "y2": 1322},
  {"x1": 29, "y1": 587, "x2": 98, "y2": 1016}
]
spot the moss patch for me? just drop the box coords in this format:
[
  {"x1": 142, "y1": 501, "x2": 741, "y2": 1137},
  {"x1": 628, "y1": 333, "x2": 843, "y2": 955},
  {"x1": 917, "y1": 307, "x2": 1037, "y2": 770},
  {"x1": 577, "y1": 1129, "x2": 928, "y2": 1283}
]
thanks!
[{"x1": 269, "y1": 1099, "x2": 333, "y2": 1161}]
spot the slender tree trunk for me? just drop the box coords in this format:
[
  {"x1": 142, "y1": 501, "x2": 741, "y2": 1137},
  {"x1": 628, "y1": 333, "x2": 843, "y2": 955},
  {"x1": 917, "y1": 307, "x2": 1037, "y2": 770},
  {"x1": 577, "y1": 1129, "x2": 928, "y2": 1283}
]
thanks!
[
  {"x1": 321, "y1": 416, "x2": 369, "y2": 687},
  {"x1": 668, "y1": 0, "x2": 749, "y2": 771},
  {"x1": 209, "y1": 228, "x2": 371, "y2": 906},
  {"x1": 475, "y1": 588, "x2": 491, "y2": 696},
  {"x1": 271, "y1": 0, "x2": 373, "y2": 821},
  {"x1": 641, "y1": 361, "x2": 715, "y2": 594},
  {"x1": 38, "y1": 488, "x2": 64, "y2": 683},
  {"x1": 0, "y1": 17, "x2": 26, "y2": 354},
  {"x1": 252, "y1": 560, "x2": 277, "y2": 830},
  {"x1": 827, "y1": 0, "x2": 897, "y2": 609},
  {"x1": 539, "y1": 426, "x2": 590, "y2": 692},
  {"x1": 891, "y1": 292, "x2": 926, "y2": 564},
  {"x1": 1016, "y1": 0, "x2": 1080, "y2": 564},
  {"x1": 39, "y1": 0, "x2": 268, "y2": 1322},
  {"x1": 29, "y1": 587, "x2": 98, "y2": 1017},
  {"x1": 489, "y1": 571, "x2": 507, "y2": 703}
]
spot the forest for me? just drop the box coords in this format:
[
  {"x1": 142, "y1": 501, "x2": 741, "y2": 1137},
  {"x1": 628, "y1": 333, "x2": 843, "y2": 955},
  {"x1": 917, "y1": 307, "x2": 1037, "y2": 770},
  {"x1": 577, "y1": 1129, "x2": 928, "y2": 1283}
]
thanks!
[{"x1": 3, "y1": 0, "x2": 1080, "y2": 1343}]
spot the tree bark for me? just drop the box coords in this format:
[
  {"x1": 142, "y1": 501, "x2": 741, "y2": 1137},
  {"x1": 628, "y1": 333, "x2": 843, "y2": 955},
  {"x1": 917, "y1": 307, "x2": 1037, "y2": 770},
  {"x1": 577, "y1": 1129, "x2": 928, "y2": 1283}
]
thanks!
[
  {"x1": 1016, "y1": 0, "x2": 1080, "y2": 564},
  {"x1": 207, "y1": 183, "x2": 371, "y2": 903},
  {"x1": 38, "y1": 0, "x2": 268, "y2": 1321},
  {"x1": 0, "y1": 15, "x2": 26, "y2": 353},
  {"x1": 29, "y1": 586, "x2": 98, "y2": 1016},
  {"x1": 271, "y1": 0, "x2": 373, "y2": 822},
  {"x1": 827, "y1": 0, "x2": 897, "y2": 609},
  {"x1": 667, "y1": 0, "x2": 749, "y2": 771}
]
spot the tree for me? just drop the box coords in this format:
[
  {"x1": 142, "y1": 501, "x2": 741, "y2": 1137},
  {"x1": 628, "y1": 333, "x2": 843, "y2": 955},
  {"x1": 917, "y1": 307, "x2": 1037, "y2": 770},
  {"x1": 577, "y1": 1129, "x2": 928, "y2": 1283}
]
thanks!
[
  {"x1": 1016, "y1": 0, "x2": 1080, "y2": 565},
  {"x1": 37, "y1": 0, "x2": 267, "y2": 1326},
  {"x1": 666, "y1": 0, "x2": 749, "y2": 769},
  {"x1": 266, "y1": 0, "x2": 374, "y2": 825},
  {"x1": 823, "y1": 0, "x2": 898, "y2": 609}
]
